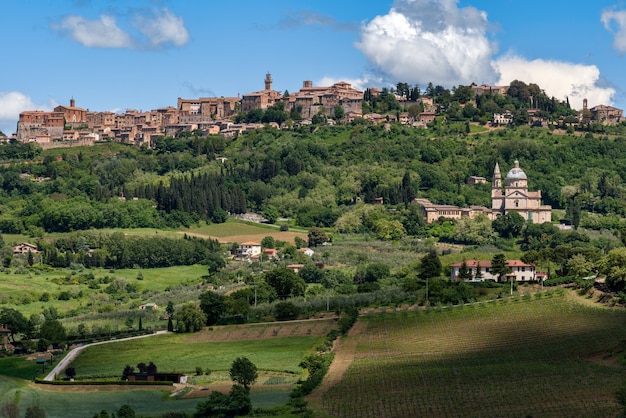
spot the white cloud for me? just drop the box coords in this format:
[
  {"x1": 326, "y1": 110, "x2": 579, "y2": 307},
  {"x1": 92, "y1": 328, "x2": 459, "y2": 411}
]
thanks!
[
  {"x1": 52, "y1": 8, "x2": 188, "y2": 49},
  {"x1": 601, "y1": 9, "x2": 626, "y2": 54},
  {"x1": 0, "y1": 92, "x2": 55, "y2": 135},
  {"x1": 134, "y1": 8, "x2": 189, "y2": 47},
  {"x1": 317, "y1": 75, "x2": 382, "y2": 92},
  {"x1": 494, "y1": 56, "x2": 615, "y2": 110},
  {"x1": 355, "y1": 0, "x2": 615, "y2": 109},
  {"x1": 356, "y1": 0, "x2": 498, "y2": 87},
  {"x1": 53, "y1": 14, "x2": 133, "y2": 48}
]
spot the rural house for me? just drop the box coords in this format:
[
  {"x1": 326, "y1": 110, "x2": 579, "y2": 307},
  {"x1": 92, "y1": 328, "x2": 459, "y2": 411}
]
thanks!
[
  {"x1": 236, "y1": 242, "x2": 262, "y2": 259},
  {"x1": 450, "y1": 259, "x2": 537, "y2": 282},
  {"x1": 12, "y1": 242, "x2": 39, "y2": 255}
]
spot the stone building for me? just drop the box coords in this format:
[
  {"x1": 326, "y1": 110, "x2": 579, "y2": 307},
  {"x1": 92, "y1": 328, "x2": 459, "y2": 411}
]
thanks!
[
  {"x1": 177, "y1": 96, "x2": 239, "y2": 122},
  {"x1": 241, "y1": 73, "x2": 284, "y2": 112},
  {"x1": 16, "y1": 110, "x2": 64, "y2": 142},
  {"x1": 491, "y1": 160, "x2": 551, "y2": 223},
  {"x1": 54, "y1": 99, "x2": 88, "y2": 127},
  {"x1": 286, "y1": 80, "x2": 363, "y2": 119}
]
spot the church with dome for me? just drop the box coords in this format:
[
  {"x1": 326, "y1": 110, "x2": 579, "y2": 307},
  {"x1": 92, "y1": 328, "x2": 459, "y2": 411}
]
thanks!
[{"x1": 491, "y1": 160, "x2": 551, "y2": 223}]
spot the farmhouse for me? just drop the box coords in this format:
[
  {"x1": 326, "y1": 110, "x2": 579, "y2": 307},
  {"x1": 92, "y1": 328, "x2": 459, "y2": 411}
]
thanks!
[
  {"x1": 298, "y1": 248, "x2": 315, "y2": 257},
  {"x1": 412, "y1": 198, "x2": 491, "y2": 224},
  {"x1": 12, "y1": 242, "x2": 39, "y2": 255},
  {"x1": 450, "y1": 259, "x2": 536, "y2": 282},
  {"x1": 236, "y1": 242, "x2": 262, "y2": 259}
]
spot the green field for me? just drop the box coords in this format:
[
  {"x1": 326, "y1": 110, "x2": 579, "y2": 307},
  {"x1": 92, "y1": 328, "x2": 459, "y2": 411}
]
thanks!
[
  {"x1": 0, "y1": 264, "x2": 208, "y2": 317},
  {"x1": 318, "y1": 291, "x2": 626, "y2": 417},
  {"x1": 0, "y1": 320, "x2": 335, "y2": 417},
  {"x1": 72, "y1": 333, "x2": 323, "y2": 378}
]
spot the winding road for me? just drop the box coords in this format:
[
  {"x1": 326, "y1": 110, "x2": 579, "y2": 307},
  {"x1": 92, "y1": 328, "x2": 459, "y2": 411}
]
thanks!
[{"x1": 43, "y1": 330, "x2": 169, "y2": 381}]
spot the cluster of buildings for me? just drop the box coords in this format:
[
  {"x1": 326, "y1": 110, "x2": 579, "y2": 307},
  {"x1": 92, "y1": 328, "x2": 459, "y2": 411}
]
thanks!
[
  {"x1": 10, "y1": 77, "x2": 624, "y2": 147},
  {"x1": 13, "y1": 74, "x2": 364, "y2": 147}
]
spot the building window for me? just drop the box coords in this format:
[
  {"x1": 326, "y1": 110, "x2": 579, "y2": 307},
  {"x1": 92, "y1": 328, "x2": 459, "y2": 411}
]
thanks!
[{"x1": 515, "y1": 200, "x2": 519, "y2": 208}]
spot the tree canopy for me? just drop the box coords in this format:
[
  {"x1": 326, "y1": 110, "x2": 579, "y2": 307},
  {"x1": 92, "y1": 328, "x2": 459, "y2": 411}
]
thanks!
[{"x1": 229, "y1": 357, "x2": 258, "y2": 390}]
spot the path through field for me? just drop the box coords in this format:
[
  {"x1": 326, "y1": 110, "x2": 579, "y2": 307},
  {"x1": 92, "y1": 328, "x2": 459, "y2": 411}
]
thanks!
[
  {"x1": 307, "y1": 319, "x2": 366, "y2": 413},
  {"x1": 43, "y1": 331, "x2": 169, "y2": 381}
]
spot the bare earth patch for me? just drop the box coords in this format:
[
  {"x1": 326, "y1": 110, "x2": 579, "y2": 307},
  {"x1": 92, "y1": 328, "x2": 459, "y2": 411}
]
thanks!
[
  {"x1": 306, "y1": 318, "x2": 367, "y2": 414},
  {"x1": 182, "y1": 317, "x2": 338, "y2": 343},
  {"x1": 181, "y1": 231, "x2": 307, "y2": 245}
]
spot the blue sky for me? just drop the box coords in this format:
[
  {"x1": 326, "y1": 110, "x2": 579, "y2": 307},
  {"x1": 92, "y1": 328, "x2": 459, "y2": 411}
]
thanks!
[{"x1": 2, "y1": 0, "x2": 626, "y2": 135}]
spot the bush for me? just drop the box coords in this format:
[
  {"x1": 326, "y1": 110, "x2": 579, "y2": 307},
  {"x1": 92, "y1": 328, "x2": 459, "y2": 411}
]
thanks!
[{"x1": 274, "y1": 301, "x2": 301, "y2": 321}]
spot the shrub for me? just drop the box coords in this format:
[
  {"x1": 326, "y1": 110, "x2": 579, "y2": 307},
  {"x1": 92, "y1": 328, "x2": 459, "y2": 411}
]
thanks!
[{"x1": 274, "y1": 301, "x2": 301, "y2": 321}]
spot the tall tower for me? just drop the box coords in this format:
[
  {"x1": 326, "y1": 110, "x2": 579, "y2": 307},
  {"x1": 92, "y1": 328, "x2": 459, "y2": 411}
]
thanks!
[
  {"x1": 491, "y1": 161, "x2": 504, "y2": 211},
  {"x1": 264, "y1": 73, "x2": 272, "y2": 91}
]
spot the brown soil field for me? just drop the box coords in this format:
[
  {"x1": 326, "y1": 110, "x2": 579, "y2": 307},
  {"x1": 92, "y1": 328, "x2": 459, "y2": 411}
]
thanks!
[
  {"x1": 182, "y1": 231, "x2": 308, "y2": 245},
  {"x1": 181, "y1": 316, "x2": 338, "y2": 343}
]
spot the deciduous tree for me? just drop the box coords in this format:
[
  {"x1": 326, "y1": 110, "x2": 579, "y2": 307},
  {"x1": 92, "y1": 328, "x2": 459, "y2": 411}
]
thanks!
[
  {"x1": 175, "y1": 303, "x2": 206, "y2": 333},
  {"x1": 199, "y1": 291, "x2": 224, "y2": 326},
  {"x1": 229, "y1": 357, "x2": 258, "y2": 390}
]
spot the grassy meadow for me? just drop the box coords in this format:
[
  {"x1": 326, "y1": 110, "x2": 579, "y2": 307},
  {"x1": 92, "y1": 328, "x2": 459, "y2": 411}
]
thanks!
[
  {"x1": 0, "y1": 264, "x2": 209, "y2": 318},
  {"x1": 0, "y1": 319, "x2": 337, "y2": 417},
  {"x1": 72, "y1": 333, "x2": 324, "y2": 378},
  {"x1": 316, "y1": 290, "x2": 626, "y2": 417}
]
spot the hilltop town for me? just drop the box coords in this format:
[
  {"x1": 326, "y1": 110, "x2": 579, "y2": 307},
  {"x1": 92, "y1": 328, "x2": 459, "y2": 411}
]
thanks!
[{"x1": 9, "y1": 75, "x2": 624, "y2": 149}]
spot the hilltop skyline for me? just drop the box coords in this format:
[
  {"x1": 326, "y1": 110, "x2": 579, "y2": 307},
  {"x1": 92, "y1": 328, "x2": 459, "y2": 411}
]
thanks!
[{"x1": 2, "y1": 0, "x2": 626, "y2": 135}]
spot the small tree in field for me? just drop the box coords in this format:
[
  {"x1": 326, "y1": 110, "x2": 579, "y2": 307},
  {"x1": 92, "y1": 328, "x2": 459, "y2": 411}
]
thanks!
[
  {"x1": 65, "y1": 367, "x2": 76, "y2": 380},
  {"x1": 116, "y1": 404, "x2": 135, "y2": 418},
  {"x1": 229, "y1": 357, "x2": 258, "y2": 390}
]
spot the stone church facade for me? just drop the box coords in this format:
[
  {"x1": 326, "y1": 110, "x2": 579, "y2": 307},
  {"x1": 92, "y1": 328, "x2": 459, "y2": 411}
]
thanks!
[{"x1": 491, "y1": 160, "x2": 551, "y2": 223}]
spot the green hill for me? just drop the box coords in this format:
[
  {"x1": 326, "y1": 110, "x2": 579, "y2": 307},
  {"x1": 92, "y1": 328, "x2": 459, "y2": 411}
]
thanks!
[{"x1": 317, "y1": 291, "x2": 626, "y2": 417}]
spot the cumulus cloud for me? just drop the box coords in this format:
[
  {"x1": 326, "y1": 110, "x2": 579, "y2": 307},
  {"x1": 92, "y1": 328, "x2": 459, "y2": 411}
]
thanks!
[
  {"x1": 317, "y1": 75, "x2": 382, "y2": 92},
  {"x1": 601, "y1": 9, "x2": 626, "y2": 54},
  {"x1": 0, "y1": 92, "x2": 55, "y2": 135},
  {"x1": 134, "y1": 8, "x2": 189, "y2": 47},
  {"x1": 356, "y1": 0, "x2": 498, "y2": 87},
  {"x1": 53, "y1": 14, "x2": 133, "y2": 48},
  {"x1": 494, "y1": 56, "x2": 615, "y2": 110},
  {"x1": 355, "y1": 0, "x2": 615, "y2": 109},
  {"x1": 52, "y1": 7, "x2": 188, "y2": 49}
]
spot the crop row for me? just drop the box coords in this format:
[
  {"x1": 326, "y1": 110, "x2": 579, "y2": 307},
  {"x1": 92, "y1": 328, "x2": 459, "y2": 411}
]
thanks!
[{"x1": 321, "y1": 293, "x2": 626, "y2": 417}]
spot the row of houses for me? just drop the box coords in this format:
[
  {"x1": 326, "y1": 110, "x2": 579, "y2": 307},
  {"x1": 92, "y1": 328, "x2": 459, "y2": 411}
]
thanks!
[
  {"x1": 13, "y1": 78, "x2": 624, "y2": 145},
  {"x1": 235, "y1": 241, "x2": 314, "y2": 260}
]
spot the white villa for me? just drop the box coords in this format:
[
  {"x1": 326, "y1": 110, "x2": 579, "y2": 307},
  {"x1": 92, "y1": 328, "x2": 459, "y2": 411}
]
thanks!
[
  {"x1": 450, "y1": 259, "x2": 537, "y2": 282},
  {"x1": 236, "y1": 242, "x2": 262, "y2": 259}
]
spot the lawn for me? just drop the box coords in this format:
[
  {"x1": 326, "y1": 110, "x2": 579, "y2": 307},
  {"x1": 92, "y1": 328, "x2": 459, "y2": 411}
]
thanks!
[{"x1": 316, "y1": 291, "x2": 626, "y2": 417}]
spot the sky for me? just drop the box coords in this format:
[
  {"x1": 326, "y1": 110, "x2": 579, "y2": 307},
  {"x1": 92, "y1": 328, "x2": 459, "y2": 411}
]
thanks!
[{"x1": 2, "y1": 0, "x2": 626, "y2": 135}]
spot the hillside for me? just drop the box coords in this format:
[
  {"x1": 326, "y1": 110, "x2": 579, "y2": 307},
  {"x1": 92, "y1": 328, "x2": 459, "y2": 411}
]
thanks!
[{"x1": 314, "y1": 291, "x2": 626, "y2": 417}]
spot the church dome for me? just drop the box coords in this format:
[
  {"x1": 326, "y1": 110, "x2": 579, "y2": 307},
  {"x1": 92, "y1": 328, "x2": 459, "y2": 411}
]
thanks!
[{"x1": 506, "y1": 160, "x2": 527, "y2": 180}]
